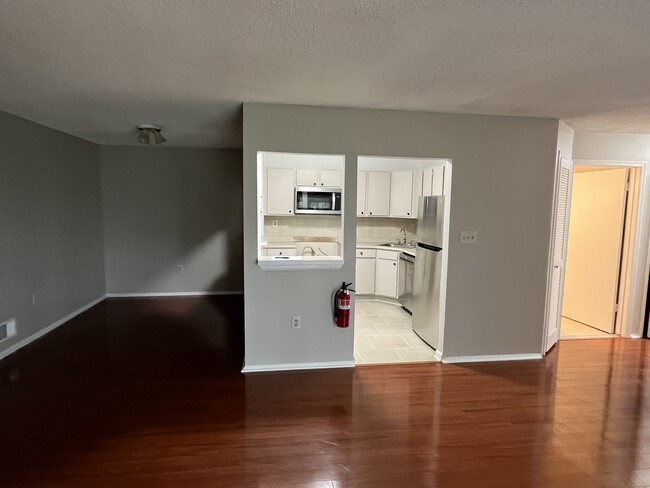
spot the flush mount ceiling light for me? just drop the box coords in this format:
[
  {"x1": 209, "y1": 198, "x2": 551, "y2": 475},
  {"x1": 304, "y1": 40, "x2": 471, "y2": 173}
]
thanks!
[{"x1": 136, "y1": 124, "x2": 167, "y2": 145}]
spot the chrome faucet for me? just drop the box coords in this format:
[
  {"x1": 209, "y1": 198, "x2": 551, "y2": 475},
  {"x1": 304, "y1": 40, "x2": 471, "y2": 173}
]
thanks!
[{"x1": 398, "y1": 228, "x2": 407, "y2": 244}]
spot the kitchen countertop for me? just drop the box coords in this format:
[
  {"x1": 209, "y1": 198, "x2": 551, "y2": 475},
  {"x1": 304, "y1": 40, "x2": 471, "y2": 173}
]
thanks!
[{"x1": 357, "y1": 242, "x2": 416, "y2": 257}]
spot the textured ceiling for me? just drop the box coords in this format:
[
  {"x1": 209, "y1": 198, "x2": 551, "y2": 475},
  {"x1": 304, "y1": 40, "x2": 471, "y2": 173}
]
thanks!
[{"x1": 2, "y1": 0, "x2": 650, "y2": 147}]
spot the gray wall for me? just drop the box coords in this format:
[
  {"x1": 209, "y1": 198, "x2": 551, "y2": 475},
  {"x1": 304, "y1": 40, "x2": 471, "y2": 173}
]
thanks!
[
  {"x1": 0, "y1": 111, "x2": 105, "y2": 357},
  {"x1": 243, "y1": 103, "x2": 560, "y2": 367},
  {"x1": 100, "y1": 146, "x2": 243, "y2": 294}
]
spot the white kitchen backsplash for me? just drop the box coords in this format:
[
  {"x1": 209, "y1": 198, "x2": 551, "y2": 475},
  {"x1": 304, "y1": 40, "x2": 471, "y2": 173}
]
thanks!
[
  {"x1": 264, "y1": 216, "x2": 342, "y2": 239},
  {"x1": 356, "y1": 218, "x2": 417, "y2": 243}
]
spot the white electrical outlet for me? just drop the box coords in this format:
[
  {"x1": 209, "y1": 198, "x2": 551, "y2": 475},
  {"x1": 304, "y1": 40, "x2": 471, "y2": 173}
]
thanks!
[
  {"x1": 291, "y1": 316, "x2": 301, "y2": 329},
  {"x1": 460, "y1": 231, "x2": 478, "y2": 244},
  {"x1": 177, "y1": 265, "x2": 183, "y2": 273},
  {"x1": 6, "y1": 319, "x2": 16, "y2": 338},
  {"x1": 272, "y1": 220, "x2": 278, "y2": 227}
]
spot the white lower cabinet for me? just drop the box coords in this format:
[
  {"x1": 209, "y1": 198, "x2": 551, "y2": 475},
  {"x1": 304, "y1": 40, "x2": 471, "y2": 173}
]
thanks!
[
  {"x1": 355, "y1": 248, "x2": 376, "y2": 294},
  {"x1": 264, "y1": 247, "x2": 296, "y2": 257},
  {"x1": 374, "y1": 250, "x2": 399, "y2": 299}
]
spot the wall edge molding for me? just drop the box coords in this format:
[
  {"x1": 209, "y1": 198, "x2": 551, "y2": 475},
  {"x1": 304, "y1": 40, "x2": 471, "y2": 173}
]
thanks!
[
  {"x1": 242, "y1": 360, "x2": 355, "y2": 373},
  {"x1": 0, "y1": 294, "x2": 107, "y2": 362},
  {"x1": 442, "y1": 353, "x2": 543, "y2": 364},
  {"x1": 106, "y1": 291, "x2": 244, "y2": 298}
]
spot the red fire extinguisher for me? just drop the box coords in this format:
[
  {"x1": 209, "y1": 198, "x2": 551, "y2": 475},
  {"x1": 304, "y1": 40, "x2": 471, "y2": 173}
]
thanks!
[{"x1": 334, "y1": 282, "x2": 355, "y2": 328}]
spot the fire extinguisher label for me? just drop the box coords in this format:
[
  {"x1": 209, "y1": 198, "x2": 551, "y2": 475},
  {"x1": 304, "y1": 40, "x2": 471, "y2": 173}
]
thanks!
[{"x1": 337, "y1": 299, "x2": 350, "y2": 310}]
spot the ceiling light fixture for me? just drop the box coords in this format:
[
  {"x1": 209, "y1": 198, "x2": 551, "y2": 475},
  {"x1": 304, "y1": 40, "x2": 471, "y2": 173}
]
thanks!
[{"x1": 136, "y1": 124, "x2": 167, "y2": 145}]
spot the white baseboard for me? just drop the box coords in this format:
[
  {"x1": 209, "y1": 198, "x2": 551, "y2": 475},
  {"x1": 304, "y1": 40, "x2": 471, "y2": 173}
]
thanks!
[
  {"x1": 106, "y1": 291, "x2": 244, "y2": 298},
  {"x1": 0, "y1": 294, "x2": 107, "y2": 362},
  {"x1": 442, "y1": 353, "x2": 543, "y2": 364},
  {"x1": 630, "y1": 333, "x2": 642, "y2": 339},
  {"x1": 242, "y1": 360, "x2": 355, "y2": 373}
]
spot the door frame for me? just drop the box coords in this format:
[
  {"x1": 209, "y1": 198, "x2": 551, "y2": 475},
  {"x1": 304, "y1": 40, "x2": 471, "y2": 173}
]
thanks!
[{"x1": 543, "y1": 159, "x2": 650, "y2": 351}]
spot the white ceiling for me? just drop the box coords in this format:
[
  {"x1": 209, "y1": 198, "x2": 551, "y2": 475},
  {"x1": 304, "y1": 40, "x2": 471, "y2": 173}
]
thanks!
[{"x1": 2, "y1": 0, "x2": 650, "y2": 148}]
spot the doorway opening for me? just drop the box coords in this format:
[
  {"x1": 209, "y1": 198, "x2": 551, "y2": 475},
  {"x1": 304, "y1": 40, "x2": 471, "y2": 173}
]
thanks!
[
  {"x1": 353, "y1": 156, "x2": 451, "y2": 365},
  {"x1": 558, "y1": 162, "x2": 644, "y2": 342}
]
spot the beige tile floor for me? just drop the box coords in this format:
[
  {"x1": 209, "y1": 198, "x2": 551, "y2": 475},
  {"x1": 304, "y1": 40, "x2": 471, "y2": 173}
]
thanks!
[
  {"x1": 560, "y1": 316, "x2": 615, "y2": 339},
  {"x1": 354, "y1": 300, "x2": 439, "y2": 365}
]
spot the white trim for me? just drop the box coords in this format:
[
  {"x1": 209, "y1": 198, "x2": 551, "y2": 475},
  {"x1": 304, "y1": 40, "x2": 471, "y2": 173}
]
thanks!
[
  {"x1": 434, "y1": 350, "x2": 443, "y2": 361},
  {"x1": 242, "y1": 360, "x2": 355, "y2": 373},
  {"x1": 106, "y1": 291, "x2": 244, "y2": 298},
  {"x1": 0, "y1": 294, "x2": 106, "y2": 362},
  {"x1": 442, "y1": 353, "x2": 543, "y2": 364}
]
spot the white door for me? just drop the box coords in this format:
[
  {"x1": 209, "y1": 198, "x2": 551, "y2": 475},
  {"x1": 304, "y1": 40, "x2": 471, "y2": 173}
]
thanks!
[
  {"x1": 296, "y1": 169, "x2": 318, "y2": 187},
  {"x1": 546, "y1": 154, "x2": 573, "y2": 352},
  {"x1": 366, "y1": 171, "x2": 391, "y2": 216},
  {"x1": 266, "y1": 168, "x2": 295, "y2": 215},
  {"x1": 357, "y1": 171, "x2": 367, "y2": 216},
  {"x1": 319, "y1": 170, "x2": 341, "y2": 187},
  {"x1": 390, "y1": 171, "x2": 414, "y2": 217},
  {"x1": 412, "y1": 171, "x2": 423, "y2": 218},
  {"x1": 355, "y1": 256, "x2": 376, "y2": 294},
  {"x1": 562, "y1": 168, "x2": 629, "y2": 333},
  {"x1": 375, "y1": 258, "x2": 398, "y2": 298}
]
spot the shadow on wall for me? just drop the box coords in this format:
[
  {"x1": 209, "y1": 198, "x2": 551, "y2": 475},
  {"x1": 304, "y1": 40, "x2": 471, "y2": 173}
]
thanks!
[{"x1": 101, "y1": 146, "x2": 244, "y2": 294}]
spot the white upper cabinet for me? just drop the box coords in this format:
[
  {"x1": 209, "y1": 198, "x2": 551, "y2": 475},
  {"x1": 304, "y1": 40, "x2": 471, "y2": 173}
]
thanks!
[
  {"x1": 357, "y1": 171, "x2": 368, "y2": 216},
  {"x1": 412, "y1": 170, "x2": 423, "y2": 219},
  {"x1": 422, "y1": 166, "x2": 444, "y2": 196},
  {"x1": 366, "y1": 171, "x2": 391, "y2": 216},
  {"x1": 390, "y1": 171, "x2": 414, "y2": 218},
  {"x1": 296, "y1": 169, "x2": 341, "y2": 187},
  {"x1": 295, "y1": 169, "x2": 319, "y2": 186},
  {"x1": 319, "y1": 169, "x2": 341, "y2": 187},
  {"x1": 265, "y1": 168, "x2": 295, "y2": 215}
]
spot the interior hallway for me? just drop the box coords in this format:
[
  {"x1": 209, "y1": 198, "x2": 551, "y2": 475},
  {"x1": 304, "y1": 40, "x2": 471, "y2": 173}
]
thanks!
[{"x1": 1, "y1": 297, "x2": 649, "y2": 487}]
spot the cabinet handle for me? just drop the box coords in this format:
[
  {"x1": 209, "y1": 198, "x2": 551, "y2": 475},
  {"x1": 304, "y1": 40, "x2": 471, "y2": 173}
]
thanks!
[
  {"x1": 407, "y1": 212, "x2": 410, "y2": 215},
  {"x1": 369, "y1": 212, "x2": 373, "y2": 215},
  {"x1": 313, "y1": 183, "x2": 317, "y2": 186},
  {"x1": 360, "y1": 252, "x2": 363, "y2": 255},
  {"x1": 393, "y1": 262, "x2": 396, "y2": 266},
  {"x1": 289, "y1": 210, "x2": 292, "y2": 213},
  {"x1": 321, "y1": 183, "x2": 324, "y2": 185}
]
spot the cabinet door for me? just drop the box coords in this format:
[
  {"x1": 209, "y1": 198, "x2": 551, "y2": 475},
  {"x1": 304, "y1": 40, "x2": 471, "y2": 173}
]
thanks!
[
  {"x1": 375, "y1": 258, "x2": 398, "y2": 298},
  {"x1": 422, "y1": 168, "x2": 433, "y2": 196},
  {"x1": 366, "y1": 171, "x2": 391, "y2": 216},
  {"x1": 265, "y1": 247, "x2": 296, "y2": 257},
  {"x1": 423, "y1": 166, "x2": 444, "y2": 196},
  {"x1": 390, "y1": 171, "x2": 414, "y2": 217},
  {"x1": 412, "y1": 171, "x2": 423, "y2": 219},
  {"x1": 431, "y1": 166, "x2": 444, "y2": 195},
  {"x1": 357, "y1": 171, "x2": 367, "y2": 216},
  {"x1": 355, "y1": 257, "x2": 376, "y2": 295},
  {"x1": 296, "y1": 169, "x2": 319, "y2": 187},
  {"x1": 319, "y1": 170, "x2": 341, "y2": 187},
  {"x1": 266, "y1": 168, "x2": 295, "y2": 215}
]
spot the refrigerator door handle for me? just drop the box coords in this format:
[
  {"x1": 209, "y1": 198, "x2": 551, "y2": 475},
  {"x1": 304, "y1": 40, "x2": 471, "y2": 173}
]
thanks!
[{"x1": 416, "y1": 242, "x2": 442, "y2": 252}]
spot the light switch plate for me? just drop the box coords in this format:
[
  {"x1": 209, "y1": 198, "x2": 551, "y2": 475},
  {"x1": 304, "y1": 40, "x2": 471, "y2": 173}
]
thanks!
[{"x1": 460, "y1": 231, "x2": 478, "y2": 244}]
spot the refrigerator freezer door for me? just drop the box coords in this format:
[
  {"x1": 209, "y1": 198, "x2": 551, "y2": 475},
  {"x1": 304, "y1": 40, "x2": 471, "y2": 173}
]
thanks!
[
  {"x1": 416, "y1": 196, "x2": 445, "y2": 248},
  {"x1": 412, "y1": 245, "x2": 442, "y2": 350}
]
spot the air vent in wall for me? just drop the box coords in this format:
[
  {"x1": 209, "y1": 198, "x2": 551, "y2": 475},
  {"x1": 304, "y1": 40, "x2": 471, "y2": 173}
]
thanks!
[{"x1": 0, "y1": 319, "x2": 17, "y2": 342}]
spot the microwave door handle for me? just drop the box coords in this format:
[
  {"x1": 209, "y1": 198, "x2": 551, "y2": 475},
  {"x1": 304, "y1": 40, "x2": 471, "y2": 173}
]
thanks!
[{"x1": 332, "y1": 193, "x2": 335, "y2": 210}]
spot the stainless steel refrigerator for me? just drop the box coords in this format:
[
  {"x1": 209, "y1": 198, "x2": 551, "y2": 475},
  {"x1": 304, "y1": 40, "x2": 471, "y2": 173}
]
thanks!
[{"x1": 412, "y1": 196, "x2": 445, "y2": 350}]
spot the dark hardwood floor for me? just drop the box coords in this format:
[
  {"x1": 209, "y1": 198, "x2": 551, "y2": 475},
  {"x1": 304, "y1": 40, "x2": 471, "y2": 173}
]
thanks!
[{"x1": 1, "y1": 297, "x2": 649, "y2": 487}]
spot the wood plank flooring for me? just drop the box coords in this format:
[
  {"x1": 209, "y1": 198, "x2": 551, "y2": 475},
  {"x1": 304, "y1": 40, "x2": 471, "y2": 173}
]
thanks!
[{"x1": 1, "y1": 297, "x2": 649, "y2": 487}]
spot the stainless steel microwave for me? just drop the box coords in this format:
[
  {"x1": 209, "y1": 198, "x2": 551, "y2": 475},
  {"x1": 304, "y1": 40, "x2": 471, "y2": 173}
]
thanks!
[{"x1": 295, "y1": 186, "x2": 342, "y2": 215}]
